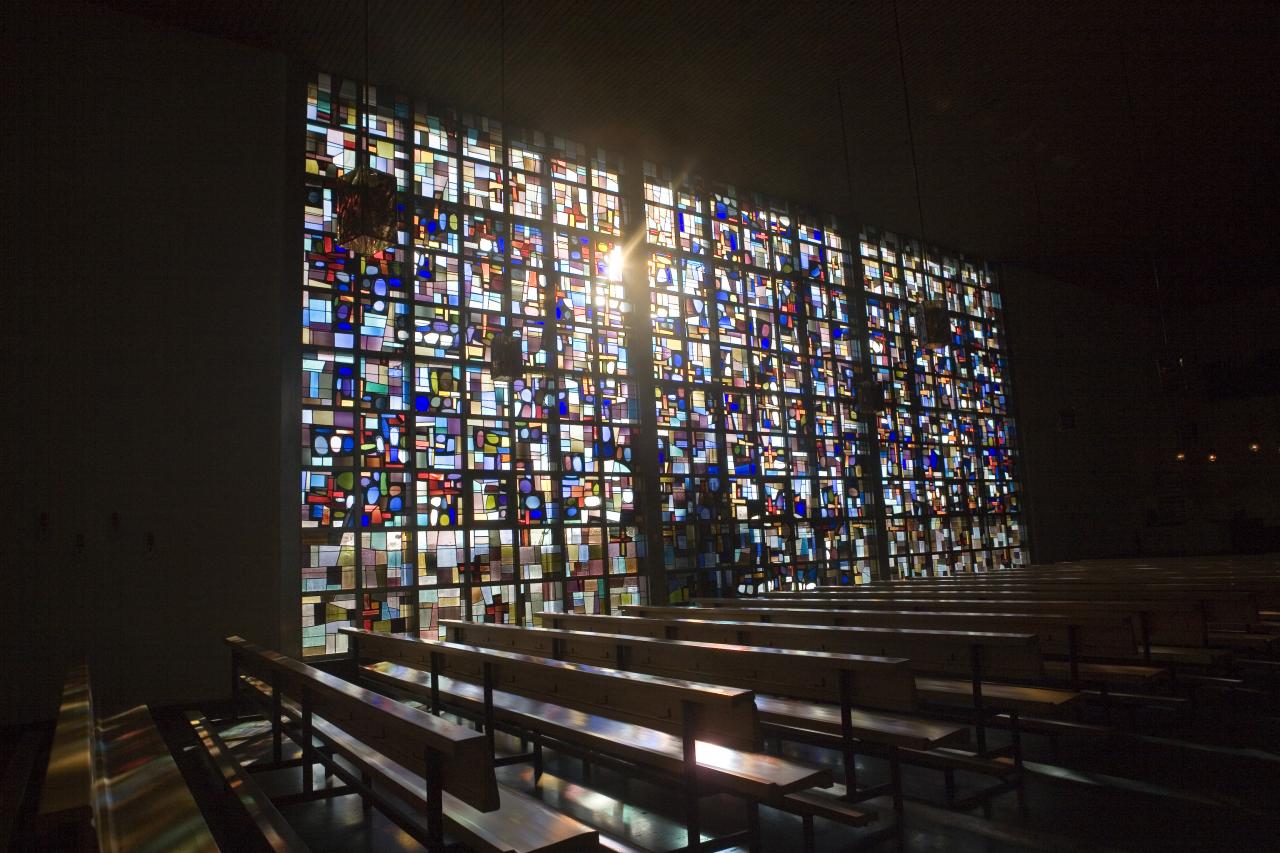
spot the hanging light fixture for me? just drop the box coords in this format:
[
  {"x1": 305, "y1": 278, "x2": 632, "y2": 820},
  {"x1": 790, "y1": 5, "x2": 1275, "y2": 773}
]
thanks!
[
  {"x1": 890, "y1": 0, "x2": 949, "y2": 354},
  {"x1": 337, "y1": 166, "x2": 397, "y2": 256},
  {"x1": 336, "y1": 0, "x2": 397, "y2": 257},
  {"x1": 918, "y1": 298, "x2": 951, "y2": 350}
]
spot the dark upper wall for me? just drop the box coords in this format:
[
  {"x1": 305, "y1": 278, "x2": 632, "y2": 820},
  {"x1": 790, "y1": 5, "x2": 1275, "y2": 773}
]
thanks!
[
  {"x1": 1002, "y1": 263, "x2": 1280, "y2": 562},
  {"x1": 0, "y1": 1, "x2": 291, "y2": 725},
  {"x1": 1001, "y1": 264, "x2": 1163, "y2": 562}
]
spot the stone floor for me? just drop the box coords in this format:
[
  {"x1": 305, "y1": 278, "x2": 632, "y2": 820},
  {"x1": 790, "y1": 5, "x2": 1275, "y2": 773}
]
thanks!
[{"x1": 146, "y1": 687, "x2": 1280, "y2": 853}]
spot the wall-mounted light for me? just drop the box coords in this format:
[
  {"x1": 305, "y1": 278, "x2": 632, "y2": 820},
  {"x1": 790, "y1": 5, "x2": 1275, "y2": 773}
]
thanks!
[
  {"x1": 1174, "y1": 451, "x2": 1186, "y2": 462},
  {"x1": 1248, "y1": 442, "x2": 1260, "y2": 453},
  {"x1": 1207, "y1": 453, "x2": 1218, "y2": 463}
]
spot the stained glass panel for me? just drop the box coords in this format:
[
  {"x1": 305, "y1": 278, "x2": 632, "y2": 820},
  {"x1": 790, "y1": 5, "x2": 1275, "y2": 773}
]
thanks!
[
  {"x1": 301, "y1": 73, "x2": 641, "y2": 651},
  {"x1": 860, "y1": 227, "x2": 1025, "y2": 575}
]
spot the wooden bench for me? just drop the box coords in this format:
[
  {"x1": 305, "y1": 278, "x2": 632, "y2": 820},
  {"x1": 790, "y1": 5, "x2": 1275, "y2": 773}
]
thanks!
[
  {"x1": 797, "y1": 582, "x2": 1277, "y2": 659},
  {"x1": 680, "y1": 600, "x2": 1139, "y2": 666},
  {"x1": 744, "y1": 595, "x2": 1176, "y2": 689},
  {"x1": 343, "y1": 627, "x2": 835, "y2": 851},
  {"x1": 226, "y1": 636, "x2": 599, "y2": 853},
  {"x1": 763, "y1": 592, "x2": 1204, "y2": 657},
  {"x1": 820, "y1": 581, "x2": 1263, "y2": 628},
  {"x1": 632, "y1": 604, "x2": 1136, "y2": 709},
  {"x1": 187, "y1": 712, "x2": 310, "y2": 852},
  {"x1": 35, "y1": 666, "x2": 218, "y2": 852},
  {"x1": 34, "y1": 666, "x2": 95, "y2": 845},
  {"x1": 541, "y1": 613, "x2": 1087, "y2": 786},
  {"x1": 440, "y1": 618, "x2": 972, "y2": 821}
]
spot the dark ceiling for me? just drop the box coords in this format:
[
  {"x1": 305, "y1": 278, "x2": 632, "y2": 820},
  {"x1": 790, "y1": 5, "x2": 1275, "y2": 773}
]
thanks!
[{"x1": 96, "y1": 0, "x2": 1278, "y2": 301}]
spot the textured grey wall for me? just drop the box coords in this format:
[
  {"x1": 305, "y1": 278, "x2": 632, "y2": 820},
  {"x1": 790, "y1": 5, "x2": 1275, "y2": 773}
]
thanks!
[{"x1": 1, "y1": 1, "x2": 291, "y2": 724}]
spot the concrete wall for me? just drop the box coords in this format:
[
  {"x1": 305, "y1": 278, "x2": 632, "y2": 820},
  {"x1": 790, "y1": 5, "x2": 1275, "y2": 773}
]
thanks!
[
  {"x1": 1001, "y1": 265, "x2": 1165, "y2": 563},
  {"x1": 1002, "y1": 263, "x2": 1280, "y2": 563},
  {"x1": 0, "y1": 1, "x2": 292, "y2": 725}
]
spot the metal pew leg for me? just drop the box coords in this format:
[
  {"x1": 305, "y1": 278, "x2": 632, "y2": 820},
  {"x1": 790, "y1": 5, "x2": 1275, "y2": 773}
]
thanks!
[
  {"x1": 683, "y1": 700, "x2": 702, "y2": 852},
  {"x1": 801, "y1": 814, "x2": 815, "y2": 852},
  {"x1": 746, "y1": 800, "x2": 761, "y2": 853},
  {"x1": 425, "y1": 756, "x2": 445, "y2": 853},
  {"x1": 890, "y1": 746, "x2": 906, "y2": 846}
]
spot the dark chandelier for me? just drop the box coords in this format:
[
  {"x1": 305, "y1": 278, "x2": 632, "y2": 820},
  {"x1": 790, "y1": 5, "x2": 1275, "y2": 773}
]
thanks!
[{"x1": 335, "y1": 0, "x2": 396, "y2": 257}]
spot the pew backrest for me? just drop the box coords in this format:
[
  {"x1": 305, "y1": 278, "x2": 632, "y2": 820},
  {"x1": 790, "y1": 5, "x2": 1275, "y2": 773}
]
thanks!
[
  {"x1": 226, "y1": 635, "x2": 499, "y2": 812},
  {"x1": 629, "y1": 604, "x2": 1134, "y2": 661},
  {"x1": 440, "y1": 619, "x2": 920, "y2": 713},
  {"x1": 809, "y1": 583, "x2": 1261, "y2": 625},
  {"x1": 37, "y1": 666, "x2": 94, "y2": 822},
  {"x1": 344, "y1": 628, "x2": 761, "y2": 751},
  {"x1": 757, "y1": 594, "x2": 1206, "y2": 647},
  {"x1": 545, "y1": 612, "x2": 1046, "y2": 682}
]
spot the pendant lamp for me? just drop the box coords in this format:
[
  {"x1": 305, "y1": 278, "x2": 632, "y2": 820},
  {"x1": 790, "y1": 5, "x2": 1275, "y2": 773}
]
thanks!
[{"x1": 336, "y1": 0, "x2": 397, "y2": 257}]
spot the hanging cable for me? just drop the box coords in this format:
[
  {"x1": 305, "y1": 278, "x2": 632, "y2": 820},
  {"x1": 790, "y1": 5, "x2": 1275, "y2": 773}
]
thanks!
[
  {"x1": 891, "y1": 0, "x2": 927, "y2": 247},
  {"x1": 500, "y1": 0, "x2": 506, "y2": 130},
  {"x1": 1119, "y1": 38, "x2": 1171, "y2": 351},
  {"x1": 836, "y1": 79, "x2": 858, "y2": 221},
  {"x1": 361, "y1": 0, "x2": 370, "y2": 172}
]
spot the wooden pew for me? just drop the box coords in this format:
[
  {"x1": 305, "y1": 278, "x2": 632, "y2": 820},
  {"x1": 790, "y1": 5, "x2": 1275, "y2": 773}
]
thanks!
[
  {"x1": 35, "y1": 666, "x2": 94, "y2": 844},
  {"x1": 674, "y1": 601, "x2": 1137, "y2": 664},
  {"x1": 801, "y1": 580, "x2": 1279, "y2": 653},
  {"x1": 692, "y1": 599, "x2": 1195, "y2": 713},
  {"x1": 763, "y1": 590, "x2": 1203, "y2": 652},
  {"x1": 761, "y1": 592, "x2": 1209, "y2": 688},
  {"x1": 94, "y1": 706, "x2": 219, "y2": 853},
  {"x1": 545, "y1": 612, "x2": 1084, "y2": 763},
  {"x1": 816, "y1": 581, "x2": 1264, "y2": 630},
  {"x1": 187, "y1": 712, "x2": 310, "y2": 852},
  {"x1": 35, "y1": 666, "x2": 218, "y2": 853},
  {"x1": 722, "y1": 595, "x2": 1176, "y2": 682},
  {"x1": 440, "y1": 618, "x2": 972, "y2": 821},
  {"x1": 631, "y1": 602, "x2": 1135, "y2": 695},
  {"x1": 226, "y1": 636, "x2": 601, "y2": 853},
  {"x1": 342, "y1": 627, "x2": 837, "y2": 851}
]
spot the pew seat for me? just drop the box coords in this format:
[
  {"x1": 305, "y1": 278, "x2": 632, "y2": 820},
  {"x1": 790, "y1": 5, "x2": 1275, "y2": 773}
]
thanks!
[
  {"x1": 36, "y1": 666, "x2": 217, "y2": 852},
  {"x1": 915, "y1": 678, "x2": 1082, "y2": 715},
  {"x1": 345, "y1": 629, "x2": 838, "y2": 849},
  {"x1": 1207, "y1": 631, "x2": 1279, "y2": 651},
  {"x1": 1042, "y1": 660, "x2": 1169, "y2": 687},
  {"x1": 236, "y1": 676, "x2": 597, "y2": 853},
  {"x1": 1148, "y1": 645, "x2": 1233, "y2": 667},
  {"x1": 363, "y1": 661, "x2": 827, "y2": 800},
  {"x1": 753, "y1": 694, "x2": 968, "y2": 751},
  {"x1": 188, "y1": 712, "x2": 310, "y2": 852}
]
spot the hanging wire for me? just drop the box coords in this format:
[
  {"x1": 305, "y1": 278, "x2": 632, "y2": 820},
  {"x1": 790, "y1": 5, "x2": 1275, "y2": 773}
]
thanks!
[
  {"x1": 1029, "y1": 155, "x2": 1070, "y2": 407},
  {"x1": 500, "y1": 0, "x2": 506, "y2": 130},
  {"x1": 835, "y1": 78, "x2": 858, "y2": 220},
  {"x1": 1119, "y1": 38, "x2": 1171, "y2": 350},
  {"x1": 890, "y1": 0, "x2": 927, "y2": 247},
  {"x1": 360, "y1": 0, "x2": 370, "y2": 172}
]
